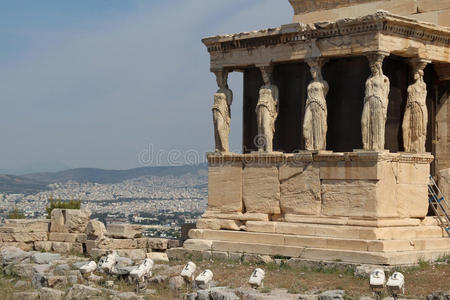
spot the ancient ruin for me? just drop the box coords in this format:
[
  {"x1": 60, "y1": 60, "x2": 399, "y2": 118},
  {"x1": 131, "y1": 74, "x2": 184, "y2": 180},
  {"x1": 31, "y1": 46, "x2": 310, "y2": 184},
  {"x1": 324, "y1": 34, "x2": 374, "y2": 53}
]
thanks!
[{"x1": 181, "y1": 0, "x2": 450, "y2": 265}]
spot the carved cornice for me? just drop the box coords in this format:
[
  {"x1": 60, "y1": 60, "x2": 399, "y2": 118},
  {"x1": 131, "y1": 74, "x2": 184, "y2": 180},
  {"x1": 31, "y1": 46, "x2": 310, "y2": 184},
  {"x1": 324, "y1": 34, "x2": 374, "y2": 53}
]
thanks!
[
  {"x1": 206, "y1": 151, "x2": 434, "y2": 165},
  {"x1": 202, "y1": 11, "x2": 450, "y2": 55}
]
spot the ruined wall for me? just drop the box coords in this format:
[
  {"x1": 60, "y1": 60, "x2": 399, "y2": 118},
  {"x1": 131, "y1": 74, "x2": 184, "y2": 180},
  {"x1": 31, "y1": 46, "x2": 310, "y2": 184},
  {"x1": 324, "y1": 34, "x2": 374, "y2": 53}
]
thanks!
[{"x1": 289, "y1": 0, "x2": 450, "y2": 27}]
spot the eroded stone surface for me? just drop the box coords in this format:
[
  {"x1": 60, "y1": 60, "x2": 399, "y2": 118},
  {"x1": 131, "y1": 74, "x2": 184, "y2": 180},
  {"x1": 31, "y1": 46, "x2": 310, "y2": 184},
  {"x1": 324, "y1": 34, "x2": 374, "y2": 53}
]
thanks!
[
  {"x1": 243, "y1": 164, "x2": 280, "y2": 214},
  {"x1": 279, "y1": 162, "x2": 320, "y2": 215}
]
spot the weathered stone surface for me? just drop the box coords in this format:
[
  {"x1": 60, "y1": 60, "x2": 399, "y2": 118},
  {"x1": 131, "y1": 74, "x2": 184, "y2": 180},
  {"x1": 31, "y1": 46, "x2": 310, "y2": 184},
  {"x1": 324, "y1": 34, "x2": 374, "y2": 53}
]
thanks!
[
  {"x1": 106, "y1": 224, "x2": 143, "y2": 239},
  {"x1": 243, "y1": 164, "x2": 280, "y2": 214},
  {"x1": 49, "y1": 232, "x2": 86, "y2": 243},
  {"x1": 291, "y1": 0, "x2": 418, "y2": 23},
  {"x1": 2, "y1": 219, "x2": 50, "y2": 232},
  {"x1": 31, "y1": 252, "x2": 61, "y2": 264},
  {"x1": 97, "y1": 238, "x2": 137, "y2": 249},
  {"x1": 183, "y1": 239, "x2": 213, "y2": 251},
  {"x1": 0, "y1": 246, "x2": 31, "y2": 266},
  {"x1": 319, "y1": 290, "x2": 345, "y2": 300},
  {"x1": 321, "y1": 179, "x2": 377, "y2": 217},
  {"x1": 418, "y1": 0, "x2": 450, "y2": 12},
  {"x1": 146, "y1": 252, "x2": 169, "y2": 263},
  {"x1": 169, "y1": 275, "x2": 185, "y2": 291},
  {"x1": 197, "y1": 218, "x2": 242, "y2": 231},
  {"x1": 397, "y1": 183, "x2": 429, "y2": 218},
  {"x1": 116, "y1": 249, "x2": 146, "y2": 261},
  {"x1": 31, "y1": 264, "x2": 52, "y2": 289},
  {"x1": 12, "y1": 292, "x2": 39, "y2": 300},
  {"x1": 66, "y1": 284, "x2": 102, "y2": 299},
  {"x1": 34, "y1": 241, "x2": 53, "y2": 252},
  {"x1": 50, "y1": 209, "x2": 91, "y2": 233},
  {"x1": 279, "y1": 162, "x2": 320, "y2": 215},
  {"x1": 9, "y1": 263, "x2": 35, "y2": 278},
  {"x1": 0, "y1": 232, "x2": 48, "y2": 243},
  {"x1": 116, "y1": 292, "x2": 139, "y2": 300},
  {"x1": 52, "y1": 242, "x2": 83, "y2": 254},
  {"x1": 166, "y1": 247, "x2": 191, "y2": 260},
  {"x1": 40, "y1": 287, "x2": 65, "y2": 300},
  {"x1": 46, "y1": 275, "x2": 67, "y2": 288},
  {"x1": 208, "y1": 163, "x2": 243, "y2": 213},
  {"x1": 147, "y1": 238, "x2": 169, "y2": 250},
  {"x1": 85, "y1": 219, "x2": 107, "y2": 240}
]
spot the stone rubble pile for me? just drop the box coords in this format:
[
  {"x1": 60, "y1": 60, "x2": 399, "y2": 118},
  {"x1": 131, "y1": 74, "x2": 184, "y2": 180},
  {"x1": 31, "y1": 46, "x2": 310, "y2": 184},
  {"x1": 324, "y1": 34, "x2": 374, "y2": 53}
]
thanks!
[{"x1": 0, "y1": 208, "x2": 180, "y2": 258}]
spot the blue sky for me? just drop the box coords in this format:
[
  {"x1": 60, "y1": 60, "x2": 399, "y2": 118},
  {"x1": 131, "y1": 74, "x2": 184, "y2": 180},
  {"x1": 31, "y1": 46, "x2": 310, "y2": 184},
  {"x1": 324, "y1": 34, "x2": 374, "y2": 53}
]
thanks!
[{"x1": 0, "y1": 0, "x2": 292, "y2": 172}]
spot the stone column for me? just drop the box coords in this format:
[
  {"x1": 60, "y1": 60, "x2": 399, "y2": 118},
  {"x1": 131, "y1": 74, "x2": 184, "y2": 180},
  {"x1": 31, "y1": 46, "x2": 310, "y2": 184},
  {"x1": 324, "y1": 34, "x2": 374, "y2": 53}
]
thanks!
[
  {"x1": 212, "y1": 69, "x2": 233, "y2": 153},
  {"x1": 402, "y1": 58, "x2": 430, "y2": 153},
  {"x1": 304, "y1": 58, "x2": 329, "y2": 151},
  {"x1": 361, "y1": 51, "x2": 390, "y2": 151},
  {"x1": 255, "y1": 65, "x2": 279, "y2": 152}
]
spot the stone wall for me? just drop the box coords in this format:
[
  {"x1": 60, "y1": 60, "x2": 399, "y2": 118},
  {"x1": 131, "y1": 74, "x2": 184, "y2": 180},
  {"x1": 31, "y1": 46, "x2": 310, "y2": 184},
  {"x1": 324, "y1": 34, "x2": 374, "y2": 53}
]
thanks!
[
  {"x1": 0, "y1": 209, "x2": 180, "y2": 260},
  {"x1": 289, "y1": 0, "x2": 450, "y2": 27},
  {"x1": 207, "y1": 152, "x2": 432, "y2": 220}
]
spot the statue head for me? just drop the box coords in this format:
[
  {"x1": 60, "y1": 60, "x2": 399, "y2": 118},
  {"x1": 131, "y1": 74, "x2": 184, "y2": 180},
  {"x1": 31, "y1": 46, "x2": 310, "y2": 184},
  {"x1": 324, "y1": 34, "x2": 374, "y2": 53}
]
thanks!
[
  {"x1": 367, "y1": 52, "x2": 386, "y2": 76},
  {"x1": 414, "y1": 70, "x2": 423, "y2": 81},
  {"x1": 307, "y1": 59, "x2": 321, "y2": 80},
  {"x1": 260, "y1": 66, "x2": 273, "y2": 86}
]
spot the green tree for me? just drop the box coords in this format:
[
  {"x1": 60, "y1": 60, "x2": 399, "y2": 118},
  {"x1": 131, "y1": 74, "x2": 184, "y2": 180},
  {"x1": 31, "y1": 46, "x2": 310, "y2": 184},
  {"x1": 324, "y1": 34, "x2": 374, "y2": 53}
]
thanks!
[
  {"x1": 7, "y1": 207, "x2": 25, "y2": 219},
  {"x1": 46, "y1": 195, "x2": 81, "y2": 219}
]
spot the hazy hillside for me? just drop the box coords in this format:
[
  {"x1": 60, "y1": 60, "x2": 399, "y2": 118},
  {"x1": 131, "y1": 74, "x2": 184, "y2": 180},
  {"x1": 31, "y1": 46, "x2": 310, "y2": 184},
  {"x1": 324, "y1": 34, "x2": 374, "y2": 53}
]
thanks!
[
  {"x1": 0, "y1": 175, "x2": 49, "y2": 194},
  {"x1": 22, "y1": 164, "x2": 207, "y2": 185},
  {"x1": 0, "y1": 164, "x2": 207, "y2": 194}
]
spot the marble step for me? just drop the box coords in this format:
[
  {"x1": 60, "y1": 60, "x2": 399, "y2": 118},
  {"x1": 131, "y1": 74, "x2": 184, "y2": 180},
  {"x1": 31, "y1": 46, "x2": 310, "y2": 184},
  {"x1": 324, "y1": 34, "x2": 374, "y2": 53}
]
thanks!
[{"x1": 183, "y1": 238, "x2": 450, "y2": 265}]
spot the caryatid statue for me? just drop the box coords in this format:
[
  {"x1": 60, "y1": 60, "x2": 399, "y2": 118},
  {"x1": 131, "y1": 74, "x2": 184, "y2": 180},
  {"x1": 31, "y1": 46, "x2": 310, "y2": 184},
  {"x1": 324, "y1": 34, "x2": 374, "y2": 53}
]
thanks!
[
  {"x1": 255, "y1": 66, "x2": 279, "y2": 152},
  {"x1": 361, "y1": 52, "x2": 390, "y2": 151},
  {"x1": 304, "y1": 58, "x2": 329, "y2": 151},
  {"x1": 212, "y1": 70, "x2": 233, "y2": 153},
  {"x1": 402, "y1": 59, "x2": 429, "y2": 153}
]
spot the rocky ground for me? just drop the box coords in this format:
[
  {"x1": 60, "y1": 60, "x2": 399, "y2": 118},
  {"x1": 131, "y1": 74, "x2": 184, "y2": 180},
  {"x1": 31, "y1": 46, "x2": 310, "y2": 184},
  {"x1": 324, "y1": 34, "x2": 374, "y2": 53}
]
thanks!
[{"x1": 0, "y1": 246, "x2": 449, "y2": 300}]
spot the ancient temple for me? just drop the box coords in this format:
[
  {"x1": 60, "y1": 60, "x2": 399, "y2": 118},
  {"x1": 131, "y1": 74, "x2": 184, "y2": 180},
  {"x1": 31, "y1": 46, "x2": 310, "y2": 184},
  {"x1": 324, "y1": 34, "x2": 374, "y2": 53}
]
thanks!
[{"x1": 184, "y1": 0, "x2": 450, "y2": 265}]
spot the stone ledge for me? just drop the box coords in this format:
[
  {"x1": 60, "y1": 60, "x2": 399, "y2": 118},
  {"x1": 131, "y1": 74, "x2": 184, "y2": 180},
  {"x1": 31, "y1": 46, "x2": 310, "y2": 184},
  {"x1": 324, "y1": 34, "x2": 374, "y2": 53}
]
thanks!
[
  {"x1": 180, "y1": 239, "x2": 450, "y2": 265},
  {"x1": 243, "y1": 221, "x2": 445, "y2": 240},
  {"x1": 187, "y1": 230, "x2": 450, "y2": 252}
]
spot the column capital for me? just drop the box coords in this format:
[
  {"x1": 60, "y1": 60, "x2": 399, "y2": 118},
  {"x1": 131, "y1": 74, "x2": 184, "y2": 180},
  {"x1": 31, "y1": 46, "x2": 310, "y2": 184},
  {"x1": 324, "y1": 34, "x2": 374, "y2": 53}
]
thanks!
[
  {"x1": 212, "y1": 69, "x2": 230, "y2": 89},
  {"x1": 364, "y1": 50, "x2": 390, "y2": 63},
  {"x1": 409, "y1": 58, "x2": 431, "y2": 72}
]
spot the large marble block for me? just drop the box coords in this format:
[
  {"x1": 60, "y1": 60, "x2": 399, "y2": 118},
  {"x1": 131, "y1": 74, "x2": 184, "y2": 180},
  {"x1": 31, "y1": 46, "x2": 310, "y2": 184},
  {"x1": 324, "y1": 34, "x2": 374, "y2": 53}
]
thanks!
[
  {"x1": 208, "y1": 162, "x2": 243, "y2": 213},
  {"x1": 279, "y1": 161, "x2": 320, "y2": 215},
  {"x1": 243, "y1": 163, "x2": 280, "y2": 214}
]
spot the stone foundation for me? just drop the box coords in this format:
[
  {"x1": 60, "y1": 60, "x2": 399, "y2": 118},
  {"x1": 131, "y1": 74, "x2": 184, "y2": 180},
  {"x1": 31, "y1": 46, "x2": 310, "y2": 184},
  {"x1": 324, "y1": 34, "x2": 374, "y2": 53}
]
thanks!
[{"x1": 182, "y1": 152, "x2": 450, "y2": 265}]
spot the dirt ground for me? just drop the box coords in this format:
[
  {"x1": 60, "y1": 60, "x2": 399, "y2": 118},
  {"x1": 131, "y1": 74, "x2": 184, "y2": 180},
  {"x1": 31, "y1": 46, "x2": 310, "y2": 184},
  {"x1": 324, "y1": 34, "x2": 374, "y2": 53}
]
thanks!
[{"x1": 1, "y1": 257, "x2": 449, "y2": 299}]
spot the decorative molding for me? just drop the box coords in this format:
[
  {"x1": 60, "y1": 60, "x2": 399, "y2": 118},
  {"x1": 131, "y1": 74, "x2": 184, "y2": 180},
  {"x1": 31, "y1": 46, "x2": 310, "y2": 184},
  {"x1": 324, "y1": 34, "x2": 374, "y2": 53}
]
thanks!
[
  {"x1": 202, "y1": 12, "x2": 450, "y2": 55},
  {"x1": 206, "y1": 151, "x2": 434, "y2": 164}
]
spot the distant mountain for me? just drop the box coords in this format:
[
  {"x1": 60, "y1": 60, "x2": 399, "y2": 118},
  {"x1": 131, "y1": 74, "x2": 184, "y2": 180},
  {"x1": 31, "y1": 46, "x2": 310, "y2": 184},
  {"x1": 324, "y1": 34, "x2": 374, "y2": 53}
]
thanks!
[
  {"x1": 0, "y1": 161, "x2": 71, "y2": 175},
  {"x1": 0, "y1": 164, "x2": 207, "y2": 194},
  {"x1": 0, "y1": 174, "x2": 49, "y2": 194},
  {"x1": 22, "y1": 163, "x2": 207, "y2": 185}
]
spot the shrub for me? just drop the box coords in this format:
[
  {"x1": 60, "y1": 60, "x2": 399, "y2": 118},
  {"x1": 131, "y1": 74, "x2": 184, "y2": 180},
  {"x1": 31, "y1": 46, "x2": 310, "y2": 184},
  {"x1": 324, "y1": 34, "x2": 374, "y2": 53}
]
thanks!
[
  {"x1": 46, "y1": 196, "x2": 81, "y2": 219},
  {"x1": 7, "y1": 208, "x2": 26, "y2": 219}
]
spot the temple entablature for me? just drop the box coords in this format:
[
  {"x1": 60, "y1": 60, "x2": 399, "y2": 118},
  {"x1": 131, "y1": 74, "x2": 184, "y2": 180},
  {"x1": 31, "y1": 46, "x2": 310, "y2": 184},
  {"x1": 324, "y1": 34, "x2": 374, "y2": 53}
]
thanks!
[{"x1": 202, "y1": 12, "x2": 450, "y2": 69}]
